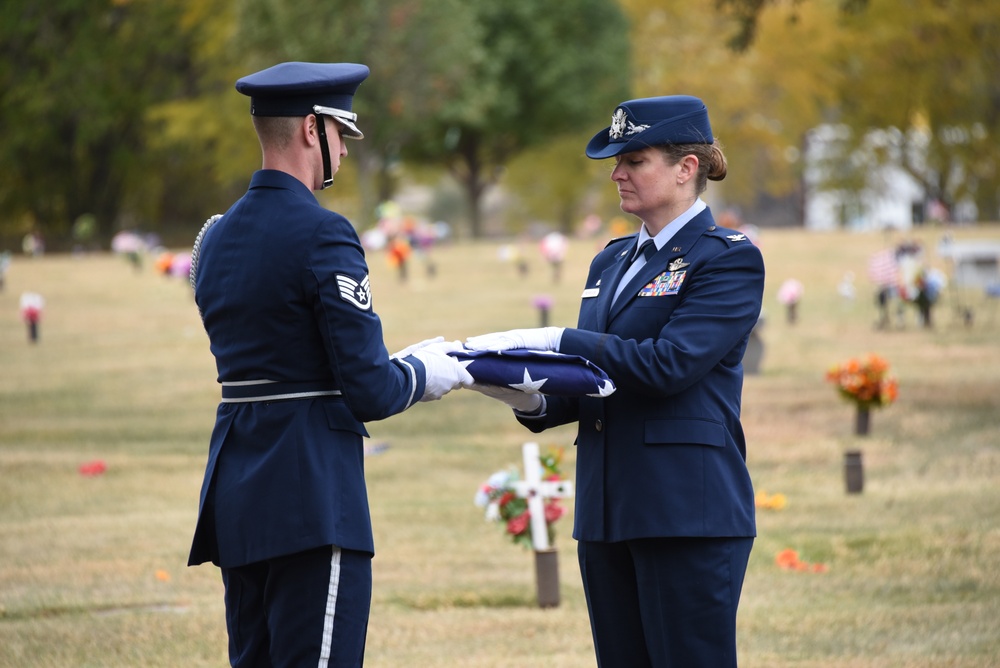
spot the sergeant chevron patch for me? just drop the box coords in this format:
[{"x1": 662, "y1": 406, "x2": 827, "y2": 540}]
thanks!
[{"x1": 336, "y1": 274, "x2": 372, "y2": 310}]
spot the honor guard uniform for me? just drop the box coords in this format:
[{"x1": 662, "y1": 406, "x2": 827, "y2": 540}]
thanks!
[
  {"x1": 187, "y1": 62, "x2": 470, "y2": 668},
  {"x1": 465, "y1": 96, "x2": 764, "y2": 667}
]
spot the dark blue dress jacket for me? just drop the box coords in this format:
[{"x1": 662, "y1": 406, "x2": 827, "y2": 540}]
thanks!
[
  {"x1": 188, "y1": 170, "x2": 426, "y2": 568},
  {"x1": 518, "y1": 208, "x2": 764, "y2": 542}
]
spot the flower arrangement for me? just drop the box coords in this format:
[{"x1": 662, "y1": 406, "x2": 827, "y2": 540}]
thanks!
[
  {"x1": 754, "y1": 490, "x2": 787, "y2": 511},
  {"x1": 19, "y1": 291, "x2": 44, "y2": 343},
  {"x1": 825, "y1": 354, "x2": 899, "y2": 410},
  {"x1": 777, "y1": 278, "x2": 803, "y2": 306},
  {"x1": 777, "y1": 278, "x2": 804, "y2": 324},
  {"x1": 533, "y1": 294, "x2": 553, "y2": 327},
  {"x1": 474, "y1": 447, "x2": 568, "y2": 549},
  {"x1": 775, "y1": 548, "x2": 828, "y2": 573}
]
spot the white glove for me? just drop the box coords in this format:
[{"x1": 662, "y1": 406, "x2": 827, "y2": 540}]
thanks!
[
  {"x1": 464, "y1": 327, "x2": 565, "y2": 352},
  {"x1": 390, "y1": 336, "x2": 444, "y2": 359},
  {"x1": 467, "y1": 383, "x2": 544, "y2": 414},
  {"x1": 409, "y1": 341, "x2": 475, "y2": 402}
]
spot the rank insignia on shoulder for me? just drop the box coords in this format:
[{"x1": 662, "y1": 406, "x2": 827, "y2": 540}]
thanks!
[
  {"x1": 336, "y1": 273, "x2": 372, "y2": 310},
  {"x1": 668, "y1": 257, "x2": 689, "y2": 271},
  {"x1": 727, "y1": 233, "x2": 747, "y2": 242}
]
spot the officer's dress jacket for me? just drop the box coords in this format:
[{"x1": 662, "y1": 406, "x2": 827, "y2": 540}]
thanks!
[
  {"x1": 189, "y1": 170, "x2": 426, "y2": 568},
  {"x1": 518, "y1": 208, "x2": 764, "y2": 542}
]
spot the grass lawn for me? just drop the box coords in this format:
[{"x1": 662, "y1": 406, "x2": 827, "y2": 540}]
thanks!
[{"x1": 1, "y1": 223, "x2": 998, "y2": 667}]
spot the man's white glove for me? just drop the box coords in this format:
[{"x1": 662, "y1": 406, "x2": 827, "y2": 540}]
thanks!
[
  {"x1": 390, "y1": 336, "x2": 445, "y2": 359},
  {"x1": 464, "y1": 327, "x2": 565, "y2": 352},
  {"x1": 467, "y1": 383, "x2": 544, "y2": 414},
  {"x1": 408, "y1": 340, "x2": 475, "y2": 402}
]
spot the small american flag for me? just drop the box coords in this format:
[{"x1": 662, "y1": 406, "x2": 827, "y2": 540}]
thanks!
[{"x1": 867, "y1": 249, "x2": 899, "y2": 287}]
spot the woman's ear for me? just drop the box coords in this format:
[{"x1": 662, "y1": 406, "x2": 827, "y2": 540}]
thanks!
[{"x1": 678, "y1": 154, "x2": 699, "y2": 184}]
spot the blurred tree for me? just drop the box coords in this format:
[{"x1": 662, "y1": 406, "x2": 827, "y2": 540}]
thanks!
[
  {"x1": 620, "y1": 0, "x2": 1000, "y2": 227},
  {"x1": 503, "y1": 133, "x2": 619, "y2": 235},
  {"x1": 146, "y1": 0, "x2": 290, "y2": 239},
  {"x1": 715, "y1": 0, "x2": 869, "y2": 51},
  {"x1": 823, "y1": 0, "x2": 1000, "y2": 221},
  {"x1": 620, "y1": 0, "x2": 841, "y2": 216},
  {"x1": 404, "y1": 0, "x2": 631, "y2": 237},
  {"x1": 221, "y1": 0, "x2": 481, "y2": 228},
  {"x1": 0, "y1": 0, "x2": 203, "y2": 245}
]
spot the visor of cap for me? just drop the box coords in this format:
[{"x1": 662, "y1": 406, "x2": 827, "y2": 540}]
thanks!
[{"x1": 314, "y1": 105, "x2": 364, "y2": 139}]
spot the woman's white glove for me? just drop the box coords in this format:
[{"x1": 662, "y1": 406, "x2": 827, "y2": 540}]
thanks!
[
  {"x1": 390, "y1": 336, "x2": 445, "y2": 359},
  {"x1": 408, "y1": 340, "x2": 474, "y2": 402},
  {"x1": 464, "y1": 327, "x2": 565, "y2": 352},
  {"x1": 467, "y1": 383, "x2": 544, "y2": 414}
]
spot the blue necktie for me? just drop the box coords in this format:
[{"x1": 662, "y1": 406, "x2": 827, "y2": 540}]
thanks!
[
  {"x1": 613, "y1": 240, "x2": 657, "y2": 305},
  {"x1": 634, "y1": 239, "x2": 657, "y2": 263}
]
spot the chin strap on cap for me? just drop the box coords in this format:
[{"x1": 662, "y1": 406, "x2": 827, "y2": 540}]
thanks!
[
  {"x1": 313, "y1": 112, "x2": 334, "y2": 190},
  {"x1": 311, "y1": 105, "x2": 363, "y2": 190}
]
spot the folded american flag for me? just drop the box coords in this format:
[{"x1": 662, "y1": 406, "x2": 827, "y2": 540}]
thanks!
[{"x1": 449, "y1": 349, "x2": 616, "y2": 398}]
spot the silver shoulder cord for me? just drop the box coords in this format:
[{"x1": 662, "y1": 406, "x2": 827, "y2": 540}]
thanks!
[{"x1": 189, "y1": 214, "x2": 223, "y2": 317}]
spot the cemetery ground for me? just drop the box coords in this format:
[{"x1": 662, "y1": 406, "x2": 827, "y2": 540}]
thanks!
[{"x1": 1, "y1": 225, "x2": 998, "y2": 667}]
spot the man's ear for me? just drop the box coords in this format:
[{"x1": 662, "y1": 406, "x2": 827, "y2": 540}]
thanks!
[{"x1": 302, "y1": 114, "x2": 319, "y2": 147}]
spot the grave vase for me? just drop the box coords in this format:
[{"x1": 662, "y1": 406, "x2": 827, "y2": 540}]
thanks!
[
  {"x1": 534, "y1": 548, "x2": 560, "y2": 608},
  {"x1": 855, "y1": 405, "x2": 871, "y2": 436}
]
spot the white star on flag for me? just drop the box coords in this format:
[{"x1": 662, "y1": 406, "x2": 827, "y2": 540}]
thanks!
[{"x1": 509, "y1": 368, "x2": 548, "y2": 394}]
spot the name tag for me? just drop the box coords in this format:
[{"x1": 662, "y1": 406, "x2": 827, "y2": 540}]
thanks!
[{"x1": 581, "y1": 287, "x2": 600, "y2": 298}]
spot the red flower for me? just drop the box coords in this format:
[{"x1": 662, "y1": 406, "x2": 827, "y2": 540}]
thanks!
[
  {"x1": 506, "y1": 512, "x2": 530, "y2": 536},
  {"x1": 544, "y1": 501, "x2": 565, "y2": 523},
  {"x1": 21, "y1": 306, "x2": 41, "y2": 323},
  {"x1": 78, "y1": 460, "x2": 107, "y2": 476}
]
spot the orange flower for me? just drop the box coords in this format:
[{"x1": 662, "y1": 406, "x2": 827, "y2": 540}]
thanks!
[
  {"x1": 826, "y1": 354, "x2": 899, "y2": 409},
  {"x1": 775, "y1": 548, "x2": 801, "y2": 569},
  {"x1": 755, "y1": 490, "x2": 787, "y2": 510},
  {"x1": 775, "y1": 548, "x2": 828, "y2": 573}
]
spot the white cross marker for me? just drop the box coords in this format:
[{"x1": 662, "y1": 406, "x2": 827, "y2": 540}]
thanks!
[{"x1": 512, "y1": 442, "x2": 574, "y2": 551}]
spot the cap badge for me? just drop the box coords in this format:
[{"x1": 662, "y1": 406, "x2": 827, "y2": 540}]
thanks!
[
  {"x1": 610, "y1": 108, "x2": 628, "y2": 139},
  {"x1": 609, "y1": 108, "x2": 650, "y2": 140}
]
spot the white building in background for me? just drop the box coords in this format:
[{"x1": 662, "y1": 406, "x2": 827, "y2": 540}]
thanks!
[{"x1": 802, "y1": 124, "x2": 977, "y2": 231}]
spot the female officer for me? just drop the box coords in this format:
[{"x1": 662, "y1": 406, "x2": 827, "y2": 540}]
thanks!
[{"x1": 465, "y1": 95, "x2": 764, "y2": 667}]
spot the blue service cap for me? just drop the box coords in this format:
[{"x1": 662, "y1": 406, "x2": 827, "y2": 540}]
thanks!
[
  {"x1": 235, "y1": 62, "x2": 370, "y2": 138},
  {"x1": 585, "y1": 95, "x2": 713, "y2": 159}
]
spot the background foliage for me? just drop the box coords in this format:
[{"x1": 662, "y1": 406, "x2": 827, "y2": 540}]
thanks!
[{"x1": 1, "y1": 0, "x2": 998, "y2": 248}]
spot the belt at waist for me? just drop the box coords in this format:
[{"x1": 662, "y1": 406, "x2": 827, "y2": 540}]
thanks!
[{"x1": 220, "y1": 380, "x2": 343, "y2": 403}]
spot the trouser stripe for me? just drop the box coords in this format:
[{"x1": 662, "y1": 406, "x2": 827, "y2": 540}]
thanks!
[{"x1": 317, "y1": 546, "x2": 342, "y2": 668}]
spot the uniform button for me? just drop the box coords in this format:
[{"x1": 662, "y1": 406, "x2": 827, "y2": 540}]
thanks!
[
  {"x1": 708, "y1": 225, "x2": 716, "y2": 231},
  {"x1": 595, "y1": 419, "x2": 603, "y2": 432}
]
